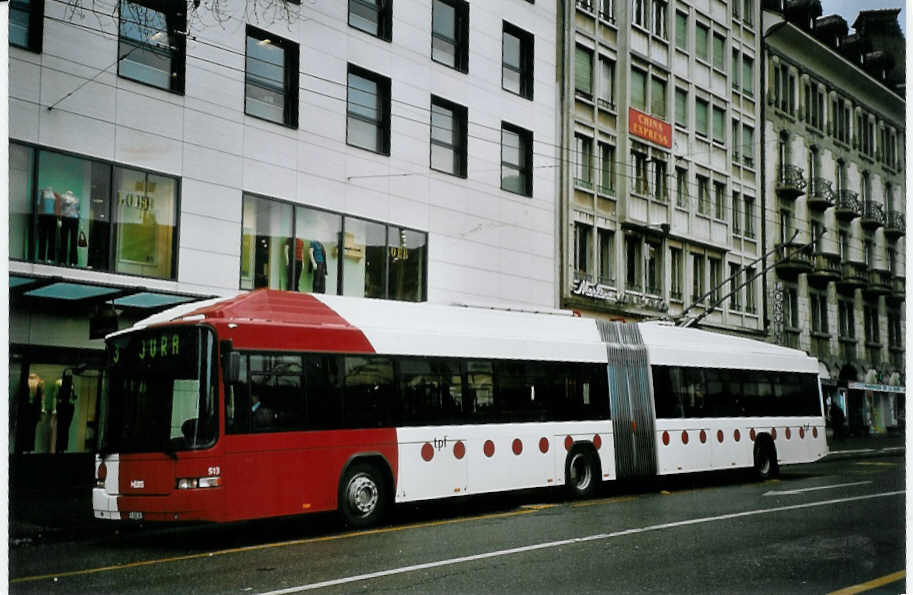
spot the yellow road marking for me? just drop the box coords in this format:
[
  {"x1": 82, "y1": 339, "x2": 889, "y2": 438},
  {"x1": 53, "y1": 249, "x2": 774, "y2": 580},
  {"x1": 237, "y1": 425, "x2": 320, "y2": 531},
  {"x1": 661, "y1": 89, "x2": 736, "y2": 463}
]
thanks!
[
  {"x1": 521, "y1": 504, "x2": 557, "y2": 510},
  {"x1": 855, "y1": 461, "x2": 897, "y2": 467},
  {"x1": 10, "y1": 508, "x2": 540, "y2": 584},
  {"x1": 571, "y1": 496, "x2": 637, "y2": 507},
  {"x1": 826, "y1": 570, "x2": 905, "y2": 595}
]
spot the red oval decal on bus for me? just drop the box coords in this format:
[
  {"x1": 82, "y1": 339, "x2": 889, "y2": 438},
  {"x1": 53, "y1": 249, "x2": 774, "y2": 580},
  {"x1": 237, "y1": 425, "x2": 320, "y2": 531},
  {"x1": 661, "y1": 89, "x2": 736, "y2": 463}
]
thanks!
[
  {"x1": 750, "y1": 428, "x2": 756, "y2": 441},
  {"x1": 539, "y1": 437, "x2": 549, "y2": 453},
  {"x1": 565, "y1": 436, "x2": 574, "y2": 451},
  {"x1": 717, "y1": 430, "x2": 724, "y2": 443},
  {"x1": 681, "y1": 430, "x2": 689, "y2": 444},
  {"x1": 785, "y1": 427, "x2": 791, "y2": 440},
  {"x1": 593, "y1": 434, "x2": 602, "y2": 449},
  {"x1": 484, "y1": 440, "x2": 495, "y2": 457},
  {"x1": 771, "y1": 428, "x2": 777, "y2": 440},
  {"x1": 662, "y1": 431, "x2": 670, "y2": 445},
  {"x1": 421, "y1": 443, "x2": 434, "y2": 462},
  {"x1": 799, "y1": 427, "x2": 805, "y2": 439},
  {"x1": 734, "y1": 429, "x2": 741, "y2": 442},
  {"x1": 699, "y1": 430, "x2": 707, "y2": 443},
  {"x1": 453, "y1": 441, "x2": 466, "y2": 459},
  {"x1": 512, "y1": 439, "x2": 523, "y2": 455},
  {"x1": 813, "y1": 427, "x2": 818, "y2": 438}
]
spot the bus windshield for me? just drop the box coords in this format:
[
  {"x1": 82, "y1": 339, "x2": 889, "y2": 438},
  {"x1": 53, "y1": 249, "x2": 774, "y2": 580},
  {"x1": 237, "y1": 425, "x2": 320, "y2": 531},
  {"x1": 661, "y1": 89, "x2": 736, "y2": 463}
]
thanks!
[{"x1": 100, "y1": 326, "x2": 218, "y2": 455}]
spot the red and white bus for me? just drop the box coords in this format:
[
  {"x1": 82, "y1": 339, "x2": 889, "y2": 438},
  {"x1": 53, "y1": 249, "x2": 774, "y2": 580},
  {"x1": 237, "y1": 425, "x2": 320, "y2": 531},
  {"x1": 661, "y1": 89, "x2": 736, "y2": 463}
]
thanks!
[{"x1": 93, "y1": 289, "x2": 827, "y2": 527}]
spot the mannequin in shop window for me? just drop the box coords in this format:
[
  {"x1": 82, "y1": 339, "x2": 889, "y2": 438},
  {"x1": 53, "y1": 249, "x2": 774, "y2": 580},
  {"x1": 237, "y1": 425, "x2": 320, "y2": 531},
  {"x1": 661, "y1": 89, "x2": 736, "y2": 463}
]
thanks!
[
  {"x1": 36, "y1": 188, "x2": 61, "y2": 263},
  {"x1": 55, "y1": 370, "x2": 76, "y2": 453},
  {"x1": 17, "y1": 373, "x2": 43, "y2": 453},
  {"x1": 309, "y1": 241, "x2": 327, "y2": 293},
  {"x1": 59, "y1": 190, "x2": 80, "y2": 266},
  {"x1": 285, "y1": 237, "x2": 304, "y2": 292}
]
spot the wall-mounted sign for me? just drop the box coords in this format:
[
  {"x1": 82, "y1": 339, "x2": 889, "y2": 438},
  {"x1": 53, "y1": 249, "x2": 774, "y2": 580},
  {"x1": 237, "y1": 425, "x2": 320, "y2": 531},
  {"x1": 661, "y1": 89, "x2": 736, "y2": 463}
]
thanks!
[
  {"x1": 571, "y1": 279, "x2": 669, "y2": 312},
  {"x1": 628, "y1": 108, "x2": 672, "y2": 148}
]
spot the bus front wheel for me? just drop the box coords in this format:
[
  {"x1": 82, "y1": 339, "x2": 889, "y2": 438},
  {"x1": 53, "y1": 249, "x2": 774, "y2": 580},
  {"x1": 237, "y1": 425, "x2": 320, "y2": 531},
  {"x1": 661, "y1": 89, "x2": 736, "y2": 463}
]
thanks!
[
  {"x1": 565, "y1": 447, "x2": 599, "y2": 499},
  {"x1": 339, "y1": 463, "x2": 386, "y2": 528}
]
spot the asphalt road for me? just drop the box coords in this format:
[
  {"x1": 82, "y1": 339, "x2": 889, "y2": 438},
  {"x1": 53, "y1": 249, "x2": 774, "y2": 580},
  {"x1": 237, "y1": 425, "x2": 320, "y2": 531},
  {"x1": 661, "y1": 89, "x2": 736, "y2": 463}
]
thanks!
[{"x1": 9, "y1": 454, "x2": 905, "y2": 594}]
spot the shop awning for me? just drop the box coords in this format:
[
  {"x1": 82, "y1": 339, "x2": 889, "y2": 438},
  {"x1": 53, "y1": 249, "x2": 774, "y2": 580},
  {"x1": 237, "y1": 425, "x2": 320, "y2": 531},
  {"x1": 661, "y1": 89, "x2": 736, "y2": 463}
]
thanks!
[
  {"x1": 10, "y1": 275, "x2": 210, "y2": 311},
  {"x1": 848, "y1": 381, "x2": 906, "y2": 394}
]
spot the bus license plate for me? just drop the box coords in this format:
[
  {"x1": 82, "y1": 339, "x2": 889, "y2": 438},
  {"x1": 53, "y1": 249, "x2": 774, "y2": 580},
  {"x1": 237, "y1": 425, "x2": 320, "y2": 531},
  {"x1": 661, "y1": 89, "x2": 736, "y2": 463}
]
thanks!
[{"x1": 128, "y1": 512, "x2": 143, "y2": 520}]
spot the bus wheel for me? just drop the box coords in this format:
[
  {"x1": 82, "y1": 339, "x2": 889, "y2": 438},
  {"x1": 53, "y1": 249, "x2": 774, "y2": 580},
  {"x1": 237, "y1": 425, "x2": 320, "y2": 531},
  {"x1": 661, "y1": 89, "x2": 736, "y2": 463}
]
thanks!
[
  {"x1": 753, "y1": 438, "x2": 779, "y2": 480},
  {"x1": 339, "y1": 463, "x2": 386, "y2": 528},
  {"x1": 565, "y1": 447, "x2": 599, "y2": 499}
]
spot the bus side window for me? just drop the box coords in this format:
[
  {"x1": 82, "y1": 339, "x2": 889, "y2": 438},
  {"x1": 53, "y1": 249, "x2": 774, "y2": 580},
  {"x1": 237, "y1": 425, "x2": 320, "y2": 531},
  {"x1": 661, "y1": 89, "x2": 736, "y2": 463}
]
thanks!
[
  {"x1": 304, "y1": 355, "x2": 342, "y2": 430},
  {"x1": 680, "y1": 367, "x2": 705, "y2": 417},
  {"x1": 342, "y1": 356, "x2": 394, "y2": 428},
  {"x1": 225, "y1": 354, "x2": 249, "y2": 434},
  {"x1": 652, "y1": 365, "x2": 682, "y2": 418},
  {"x1": 464, "y1": 360, "x2": 493, "y2": 422}
]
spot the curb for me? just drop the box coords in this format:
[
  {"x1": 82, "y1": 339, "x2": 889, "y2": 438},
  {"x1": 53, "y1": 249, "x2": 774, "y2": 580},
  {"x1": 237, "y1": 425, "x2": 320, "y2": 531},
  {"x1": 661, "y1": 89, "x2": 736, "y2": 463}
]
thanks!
[{"x1": 822, "y1": 446, "x2": 905, "y2": 461}]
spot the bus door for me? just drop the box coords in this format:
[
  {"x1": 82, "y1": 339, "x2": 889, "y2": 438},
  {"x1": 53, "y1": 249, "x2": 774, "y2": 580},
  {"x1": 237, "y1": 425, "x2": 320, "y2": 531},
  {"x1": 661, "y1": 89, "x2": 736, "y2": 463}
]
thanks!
[{"x1": 597, "y1": 321, "x2": 657, "y2": 479}]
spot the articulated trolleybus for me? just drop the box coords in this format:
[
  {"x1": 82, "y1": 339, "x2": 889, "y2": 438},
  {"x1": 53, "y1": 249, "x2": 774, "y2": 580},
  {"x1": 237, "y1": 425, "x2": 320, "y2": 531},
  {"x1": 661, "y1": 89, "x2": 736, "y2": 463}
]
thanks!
[{"x1": 94, "y1": 290, "x2": 826, "y2": 527}]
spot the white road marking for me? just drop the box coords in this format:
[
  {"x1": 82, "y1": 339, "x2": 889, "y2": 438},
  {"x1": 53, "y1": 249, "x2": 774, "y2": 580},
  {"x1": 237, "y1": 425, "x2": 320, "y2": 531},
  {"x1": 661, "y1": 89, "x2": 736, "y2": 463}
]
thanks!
[
  {"x1": 762, "y1": 480, "x2": 872, "y2": 497},
  {"x1": 828, "y1": 449, "x2": 876, "y2": 455},
  {"x1": 881, "y1": 446, "x2": 905, "y2": 452},
  {"x1": 257, "y1": 490, "x2": 905, "y2": 594}
]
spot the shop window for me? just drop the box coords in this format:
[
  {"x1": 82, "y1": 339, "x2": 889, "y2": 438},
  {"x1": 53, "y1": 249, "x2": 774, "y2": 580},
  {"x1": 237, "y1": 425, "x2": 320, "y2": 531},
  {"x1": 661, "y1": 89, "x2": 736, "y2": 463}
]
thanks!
[
  {"x1": 502, "y1": 22, "x2": 534, "y2": 100},
  {"x1": 347, "y1": 65, "x2": 391, "y2": 155},
  {"x1": 501, "y1": 122, "x2": 533, "y2": 196},
  {"x1": 245, "y1": 26, "x2": 299, "y2": 128},
  {"x1": 432, "y1": 0, "x2": 469, "y2": 72},
  {"x1": 430, "y1": 95, "x2": 468, "y2": 177},
  {"x1": 16, "y1": 144, "x2": 177, "y2": 278},
  {"x1": 10, "y1": 0, "x2": 44, "y2": 52},
  {"x1": 11, "y1": 363, "x2": 102, "y2": 454},
  {"x1": 118, "y1": 0, "x2": 186, "y2": 93},
  {"x1": 342, "y1": 216, "x2": 388, "y2": 299},
  {"x1": 240, "y1": 194, "x2": 293, "y2": 291},
  {"x1": 348, "y1": 0, "x2": 392, "y2": 41},
  {"x1": 387, "y1": 226, "x2": 427, "y2": 302},
  {"x1": 293, "y1": 206, "x2": 342, "y2": 294}
]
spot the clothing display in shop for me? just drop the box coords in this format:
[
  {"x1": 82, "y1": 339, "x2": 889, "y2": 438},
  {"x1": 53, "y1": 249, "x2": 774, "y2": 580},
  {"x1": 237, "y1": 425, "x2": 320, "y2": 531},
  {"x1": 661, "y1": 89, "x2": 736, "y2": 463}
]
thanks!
[
  {"x1": 17, "y1": 373, "x2": 43, "y2": 453},
  {"x1": 59, "y1": 190, "x2": 80, "y2": 265},
  {"x1": 310, "y1": 241, "x2": 327, "y2": 293},
  {"x1": 36, "y1": 188, "x2": 60, "y2": 262},
  {"x1": 55, "y1": 371, "x2": 76, "y2": 453},
  {"x1": 285, "y1": 238, "x2": 304, "y2": 292}
]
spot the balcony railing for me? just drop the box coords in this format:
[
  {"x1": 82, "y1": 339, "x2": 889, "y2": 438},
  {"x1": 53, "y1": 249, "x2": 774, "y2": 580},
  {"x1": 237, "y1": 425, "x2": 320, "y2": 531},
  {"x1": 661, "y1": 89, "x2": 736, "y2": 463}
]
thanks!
[
  {"x1": 885, "y1": 210, "x2": 905, "y2": 239},
  {"x1": 810, "y1": 335, "x2": 831, "y2": 359},
  {"x1": 837, "y1": 260, "x2": 868, "y2": 293},
  {"x1": 576, "y1": 0, "x2": 594, "y2": 11},
  {"x1": 864, "y1": 268, "x2": 892, "y2": 296},
  {"x1": 860, "y1": 201, "x2": 886, "y2": 230},
  {"x1": 839, "y1": 338, "x2": 857, "y2": 361},
  {"x1": 783, "y1": 330, "x2": 801, "y2": 349},
  {"x1": 834, "y1": 190, "x2": 861, "y2": 222},
  {"x1": 806, "y1": 177, "x2": 835, "y2": 211},
  {"x1": 775, "y1": 164, "x2": 807, "y2": 199},
  {"x1": 888, "y1": 274, "x2": 905, "y2": 304},
  {"x1": 808, "y1": 252, "x2": 841, "y2": 287},
  {"x1": 774, "y1": 242, "x2": 813, "y2": 278}
]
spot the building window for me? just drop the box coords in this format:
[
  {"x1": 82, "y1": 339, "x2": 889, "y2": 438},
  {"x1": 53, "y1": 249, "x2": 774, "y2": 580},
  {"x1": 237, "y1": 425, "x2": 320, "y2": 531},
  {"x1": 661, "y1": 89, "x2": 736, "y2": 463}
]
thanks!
[
  {"x1": 245, "y1": 27, "x2": 298, "y2": 128},
  {"x1": 864, "y1": 303, "x2": 880, "y2": 345},
  {"x1": 712, "y1": 33, "x2": 725, "y2": 71},
  {"x1": 779, "y1": 208, "x2": 792, "y2": 244},
  {"x1": 652, "y1": 0, "x2": 667, "y2": 38},
  {"x1": 626, "y1": 235, "x2": 642, "y2": 290},
  {"x1": 670, "y1": 247, "x2": 683, "y2": 300},
  {"x1": 575, "y1": 45, "x2": 594, "y2": 99},
  {"x1": 430, "y1": 95, "x2": 468, "y2": 177},
  {"x1": 838, "y1": 230, "x2": 849, "y2": 261},
  {"x1": 731, "y1": 120, "x2": 740, "y2": 162},
  {"x1": 675, "y1": 87, "x2": 688, "y2": 127},
  {"x1": 783, "y1": 286, "x2": 799, "y2": 329},
  {"x1": 731, "y1": 192, "x2": 741, "y2": 234},
  {"x1": 598, "y1": 142, "x2": 615, "y2": 195},
  {"x1": 349, "y1": 0, "x2": 392, "y2": 41},
  {"x1": 598, "y1": 55, "x2": 615, "y2": 109},
  {"x1": 651, "y1": 76, "x2": 667, "y2": 118},
  {"x1": 633, "y1": 0, "x2": 646, "y2": 28},
  {"x1": 347, "y1": 65, "x2": 391, "y2": 155},
  {"x1": 742, "y1": 55, "x2": 753, "y2": 96},
  {"x1": 675, "y1": 166, "x2": 687, "y2": 208},
  {"x1": 743, "y1": 195, "x2": 755, "y2": 237},
  {"x1": 887, "y1": 308, "x2": 902, "y2": 349},
  {"x1": 501, "y1": 123, "x2": 533, "y2": 196},
  {"x1": 745, "y1": 266, "x2": 756, "y2": 312},
  {"x1": 712, "y1": 106, "x2": 725, "y2": 144},
  {"x1": 653, "y1": 158, "x2": 667, "y2": 202},
  {"x1": 118, "y1": 0, "x2": 186, "y2": 93},
  {"x1": 241, "y1": 195, "x2": 427, "y2": 301},
  {"x1": 431, "y1": 0, "x2": 469, "y2": 72},
  {"x1": 574, "y1": 134, "x2": 593, "y2": 188},
  {"x1": 631, "y1": 67, "x2": 647, "y2": 111},
  {"x1": 598, "y1": 228, "x2": 614, "y2": 285},
  {"x1": 646, "y1": 240, "x2": 661, "y2": 294},
  {"x1": 13, "y1": 143, "x2": 179, "y2": 278},
  {"x1": 574, "y1": 223, "x2": 593, "y2": 280},
  {"x1": 696, "y1": 174, "x2": 709, "y2": 215},
  {"x1": 742, "y1": 125, "x2": 754, "y2": 167},
  {"x1": 729, "y1": 263, "x2": 741, "y2": 311},
  {"x1": 10, "y1": 0, "x2": 44, "y2": 52},
  {"x1": 709, "y1": 258, "x2": 721, "y2": 305},
  {"x1": 695, "y1": 22, "x2": 709, "y2": 62},
  {"x1": 675, "y1": 10, "x2": 688, "y2": 51},
  {"x1": 691, "y1": 253, "x2": 705, "y2": 303},
  {"x1": 810, "y1": 292, "x2": 828, "y2": 335},
  {"x1": 743, "y1": 0, "x2": 754, "y2": 26},
  {"x1": 838, "y1": 299, "x2": 855, "y2": 339},
  {"x1": 713, "y1": 181, "x2": 725, "y2": 219},
  {"x1": 600, "y1": 0, "x2": 616, "y2": 21},
  {"x1": 864, "y1": 239, "x2": 874, "y2": 268},
  {"x1": 695, "y1": 98, "x2": 709, "y2": 137},
  {"x1": 502, "y1": 22, "x2": 534, "y2": 100},
  {"x1": 632, "y1": 150, "x2": 648, "y2": 195}
]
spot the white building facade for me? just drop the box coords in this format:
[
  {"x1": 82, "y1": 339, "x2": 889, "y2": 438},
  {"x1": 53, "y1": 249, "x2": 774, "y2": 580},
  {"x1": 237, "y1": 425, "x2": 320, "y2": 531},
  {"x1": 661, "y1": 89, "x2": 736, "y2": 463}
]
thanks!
[{"x1": 8, "y1": 0, "x2": 559, "y2": 462}]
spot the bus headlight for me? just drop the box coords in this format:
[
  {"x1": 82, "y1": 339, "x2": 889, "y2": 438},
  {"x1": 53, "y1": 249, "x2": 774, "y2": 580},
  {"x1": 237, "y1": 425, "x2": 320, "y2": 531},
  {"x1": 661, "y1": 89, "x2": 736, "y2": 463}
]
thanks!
[{"x1": 176, "y1": 476, "x2": 222, "y2": 489}]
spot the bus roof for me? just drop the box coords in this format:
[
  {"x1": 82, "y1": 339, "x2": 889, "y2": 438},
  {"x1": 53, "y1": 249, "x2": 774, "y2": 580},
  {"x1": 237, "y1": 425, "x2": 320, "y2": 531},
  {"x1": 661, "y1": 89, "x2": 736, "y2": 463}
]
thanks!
[{"x1": 128, "y1": 290, "x2": 819, "y2": 374}]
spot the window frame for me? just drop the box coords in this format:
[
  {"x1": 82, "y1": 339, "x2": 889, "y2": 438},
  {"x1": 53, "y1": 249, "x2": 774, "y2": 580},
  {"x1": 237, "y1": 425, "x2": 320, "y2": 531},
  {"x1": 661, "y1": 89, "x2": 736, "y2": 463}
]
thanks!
[
  {"x1": 10, "y1": 0, "x2": 44, "y2": 53},
  {"x1": 431, "y1": 0, "x2": 469, "y2": 73},
  {"x1": 346, "y1": 64, "x2": 392, "y2": 156},
  {"x1": 244, "y1": 26, "x2": 299, "y2": 129},
  {"x1": 348, "y1": 0, "x2": 393, "y2": 41},
  {"x1": 429, "y1": 95, "x2": 468, "y2": 178},
  {"x1": 117, "y1": 0, "x2": 187, "y2": 94},
  {"x1": 502, "y1": 22, "x2": 534, "y2": 100},
  {"x1": 500, "y1": 122, "x2": 533, "y2": 197}
]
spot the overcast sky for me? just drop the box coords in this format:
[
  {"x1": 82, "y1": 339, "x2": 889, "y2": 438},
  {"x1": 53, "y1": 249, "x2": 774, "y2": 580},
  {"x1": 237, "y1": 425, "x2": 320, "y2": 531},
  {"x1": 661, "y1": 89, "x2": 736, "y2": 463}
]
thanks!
[{"x1": 819, "y1": 0, "x2": 906, "y2": 34}]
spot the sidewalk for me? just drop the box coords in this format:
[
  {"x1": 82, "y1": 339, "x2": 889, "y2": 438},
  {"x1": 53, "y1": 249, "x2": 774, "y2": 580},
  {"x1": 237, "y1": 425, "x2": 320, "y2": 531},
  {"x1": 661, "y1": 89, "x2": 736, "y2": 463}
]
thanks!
[{"x1": 824, "y1": 431, "x2": 906, "y2": 460}]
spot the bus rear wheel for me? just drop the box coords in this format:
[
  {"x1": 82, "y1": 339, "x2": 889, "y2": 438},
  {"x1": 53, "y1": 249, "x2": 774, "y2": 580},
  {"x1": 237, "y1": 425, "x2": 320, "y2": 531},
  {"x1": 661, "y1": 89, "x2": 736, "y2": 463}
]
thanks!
[
  {"x1": 565, "y1": 447, "x2": 599, "y2": 499},
  {"x1": 339, "y1": 463, "x2": 386, "y2": 528},
  {"x1": 753, "y1": 438, "x2": 779, "y2": 480}
]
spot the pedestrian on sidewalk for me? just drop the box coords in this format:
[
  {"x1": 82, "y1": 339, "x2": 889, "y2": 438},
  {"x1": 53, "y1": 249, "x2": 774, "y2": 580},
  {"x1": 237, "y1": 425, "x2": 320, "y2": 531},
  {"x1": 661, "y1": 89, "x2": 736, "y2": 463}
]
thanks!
[{"x1": 830, "y1": 402, "x2": 845, "y2": 441}]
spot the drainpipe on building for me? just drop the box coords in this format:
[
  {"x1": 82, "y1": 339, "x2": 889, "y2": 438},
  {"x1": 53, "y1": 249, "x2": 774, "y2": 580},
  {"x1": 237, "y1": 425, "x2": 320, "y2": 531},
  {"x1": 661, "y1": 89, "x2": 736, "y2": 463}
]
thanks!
[
  {"x1": 556, "y1": 0, "x2": 568, "y2": 309},
  {"x1": 760, "y1": 28, "x2": 769, "y2": 336}
]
